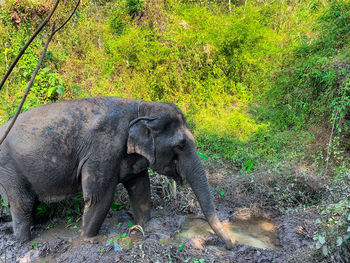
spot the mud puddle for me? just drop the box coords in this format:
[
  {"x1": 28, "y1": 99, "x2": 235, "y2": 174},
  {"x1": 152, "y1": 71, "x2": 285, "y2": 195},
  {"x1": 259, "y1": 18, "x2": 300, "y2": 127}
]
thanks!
[
  {"x1": 25, "y1": 216, "x2": 142, "y2": 262},
  {"x1": 1, "y1": 210, "x2": 319, "y2": 263},
  {"x1": 173, "y1": 217, "x2": 278, "y2": 250},
  {"x1": 17, "y1": 215, "x2": 278, "y2": 262}
]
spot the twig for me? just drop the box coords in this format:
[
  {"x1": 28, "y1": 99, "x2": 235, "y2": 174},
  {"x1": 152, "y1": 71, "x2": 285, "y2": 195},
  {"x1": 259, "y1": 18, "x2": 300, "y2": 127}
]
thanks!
[
  {"x1": 0, "y1": 0, "x2": 80, "y2": 146},
  {"x1": 0, "y1": 0, "x2": 61, "y2": 91},
  {"x1": 170, "y1": 179, "x2": 177, "y2": 199},
  {"x1": 53, "y1": 0, "x2": 80, "y2": 34}
]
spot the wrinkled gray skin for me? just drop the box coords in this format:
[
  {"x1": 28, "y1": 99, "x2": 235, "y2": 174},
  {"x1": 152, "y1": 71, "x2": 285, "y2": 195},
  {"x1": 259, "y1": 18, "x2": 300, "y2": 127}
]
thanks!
[{"x1": 0, "y1": 97, "x2": 233, "y2": 249}]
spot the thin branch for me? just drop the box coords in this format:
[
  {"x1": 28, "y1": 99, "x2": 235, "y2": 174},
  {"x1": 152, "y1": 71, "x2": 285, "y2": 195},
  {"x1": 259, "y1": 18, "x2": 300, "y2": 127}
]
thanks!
[
  {"x1": 0, "y1": 0, "x2": 61, "y2": 91},
  {"x1": 54, "y1": 0, "x2": 80, "y2": 34},
  {"x1": 0, "y1": 23, "x2": 56, "y2": 146}
]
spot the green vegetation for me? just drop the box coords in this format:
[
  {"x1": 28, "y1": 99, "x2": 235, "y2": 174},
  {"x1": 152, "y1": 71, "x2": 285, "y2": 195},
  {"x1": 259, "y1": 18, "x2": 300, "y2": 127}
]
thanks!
[{"x1": 0, "y1": 0, "x2": 349, "y2": 260}]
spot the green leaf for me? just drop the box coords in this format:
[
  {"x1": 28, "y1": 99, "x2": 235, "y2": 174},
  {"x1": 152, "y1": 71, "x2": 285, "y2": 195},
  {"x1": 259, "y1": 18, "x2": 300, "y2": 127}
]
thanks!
[
  {"x1": 128, "y1": 221, "x2": 132, "y2": 227},
  {"x1": 336, "y1": 237, "x2": 343, "y2": 246},
  {"x1": 318, "y1": 235, "x2": 326, "y2": 245},
  {"x1": 178, "y1": 242, "x2": 186, "y2": 252},
  {"x1": 322, "y1": 245, "x2": 328, "y2": 256},
  {"x1": 220, "y1": 190, "x2": 225, "y2": 196},
  {"x1": 56, "y1": 85, "x2": 65, "y2": 95},
  {"x1": 244, "y1": 159, "x2": 254, "y2": 172},
  {"x1": 111, "y1": 202, "x2": 123, "y2": 211},
  {"x1": 74, "y1": 202, "x2": 80, "y2": 212},
  {"x1": 315, "y1": 241, "x2": 322, "y2": 249},
  {"x1": 73, "y1": 194, "x2": 82, "y2": 200},
  {"x1": 198, "y1": 152, "x2": 208, "y2": 160},
  {"x1": 42, "y1": 67, "x2": 51, "y2": 74},
  {"x1": 47, "y1": 86, "x2": 56, "y2": 97}
]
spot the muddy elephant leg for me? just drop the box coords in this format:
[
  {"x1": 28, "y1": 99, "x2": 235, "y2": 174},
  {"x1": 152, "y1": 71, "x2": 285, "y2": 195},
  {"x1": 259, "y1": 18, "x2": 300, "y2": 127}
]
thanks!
[
  {"x1": 123, "y1": 170, "x2": 151, "y2": 226},
  {"x1": 80, "y1": 164, "x2": 117, "y2": 238},
  {"x1": 9, "y1": 189, "x2": 36, "y2": 242}
]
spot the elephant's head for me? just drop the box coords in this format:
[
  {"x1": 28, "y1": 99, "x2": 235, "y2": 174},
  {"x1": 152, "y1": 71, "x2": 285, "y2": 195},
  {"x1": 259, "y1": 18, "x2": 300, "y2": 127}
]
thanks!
[{"x1": 127, "y1": 101, "x2": 234, "y2": 249}]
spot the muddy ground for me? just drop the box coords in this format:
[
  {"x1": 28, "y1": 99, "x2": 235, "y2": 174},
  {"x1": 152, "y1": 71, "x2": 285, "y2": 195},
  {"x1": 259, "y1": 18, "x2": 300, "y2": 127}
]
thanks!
[{"x1": 0, "y1": 161, "x2": 324, "y2": 263}]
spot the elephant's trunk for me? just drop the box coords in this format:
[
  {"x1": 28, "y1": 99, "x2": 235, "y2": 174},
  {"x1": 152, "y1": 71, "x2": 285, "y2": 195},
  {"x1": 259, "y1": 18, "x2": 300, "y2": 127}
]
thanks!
[{"x1": 178, "y1": 147, "x2": 234, "y2": 249}]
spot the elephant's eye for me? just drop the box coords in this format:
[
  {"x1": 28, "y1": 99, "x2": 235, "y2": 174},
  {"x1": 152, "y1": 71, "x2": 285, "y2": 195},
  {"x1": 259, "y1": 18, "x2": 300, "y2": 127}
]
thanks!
[
  {"x1": 145, "y1": 127, "x2": 151, "y2": 136},
  {"x1": 174, "y1": 139, "x2": 186, "y2": 152}
]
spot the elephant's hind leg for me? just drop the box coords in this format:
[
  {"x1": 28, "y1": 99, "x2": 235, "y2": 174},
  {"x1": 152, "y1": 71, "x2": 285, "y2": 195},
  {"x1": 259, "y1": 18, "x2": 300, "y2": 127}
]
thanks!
[
  {"x1": 8, "y1": 186, "x2": 36, "y2": 242},
  {"x1": 123, "y1": 170, "x2": 151, "y2": 226}
]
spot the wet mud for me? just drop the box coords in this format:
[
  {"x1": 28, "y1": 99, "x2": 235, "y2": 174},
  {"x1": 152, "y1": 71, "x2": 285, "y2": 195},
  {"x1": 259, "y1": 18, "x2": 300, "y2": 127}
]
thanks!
[
  {"x1": 0, "y1": 164, "x2": 321, "y2": 263},
  {"x1": 174, "y1": 217, "x2": 278, "y2": 250}
]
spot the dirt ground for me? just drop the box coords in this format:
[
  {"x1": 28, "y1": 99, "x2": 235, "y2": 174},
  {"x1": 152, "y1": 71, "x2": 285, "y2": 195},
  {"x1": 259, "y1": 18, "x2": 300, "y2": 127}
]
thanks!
[{"x1": 0, "y1": 161, "x2": 324, "y2": 263}]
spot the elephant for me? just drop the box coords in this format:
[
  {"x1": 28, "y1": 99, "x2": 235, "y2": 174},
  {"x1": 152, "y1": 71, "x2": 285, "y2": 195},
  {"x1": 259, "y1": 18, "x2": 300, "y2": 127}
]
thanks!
[{"x1": 0, "y1": 96, "x2": 233, "y2": 249}]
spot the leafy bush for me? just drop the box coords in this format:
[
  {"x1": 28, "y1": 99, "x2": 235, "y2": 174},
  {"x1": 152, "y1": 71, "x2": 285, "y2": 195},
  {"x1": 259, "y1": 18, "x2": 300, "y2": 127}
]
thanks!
[
  {"x1": 126, "y1": 0, "x2": 144, "y2": 18},
  {"x1": 267, "y1": 0, "x2": 350, "y2": 131},
  {"x1": 314, "y1": 198, "x2": 350, "y2": 260}
]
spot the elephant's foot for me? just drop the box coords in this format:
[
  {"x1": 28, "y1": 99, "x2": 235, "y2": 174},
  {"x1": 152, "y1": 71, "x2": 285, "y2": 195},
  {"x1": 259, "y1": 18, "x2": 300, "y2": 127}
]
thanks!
[{"x1": 13, "y1": 222, "x2": 32, "y2": 242}]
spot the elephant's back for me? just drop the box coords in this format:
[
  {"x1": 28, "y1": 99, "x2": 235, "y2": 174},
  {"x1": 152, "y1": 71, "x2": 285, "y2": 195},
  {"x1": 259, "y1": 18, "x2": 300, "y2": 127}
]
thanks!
[{"x1": 1, "y1": 97, "x2": 133, "y2": 141}]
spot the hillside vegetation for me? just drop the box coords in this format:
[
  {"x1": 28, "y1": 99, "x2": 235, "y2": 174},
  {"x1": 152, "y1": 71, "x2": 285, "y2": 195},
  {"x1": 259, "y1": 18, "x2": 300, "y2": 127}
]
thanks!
[{"x1": 0, "y1": 0, "x2": 349, "y2": 261}]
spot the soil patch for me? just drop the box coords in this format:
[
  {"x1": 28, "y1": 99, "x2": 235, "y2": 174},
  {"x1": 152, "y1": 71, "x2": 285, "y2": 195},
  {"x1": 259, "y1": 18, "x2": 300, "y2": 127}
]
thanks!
[{"x1": 0, "y1": 162, "x2": 321, "y2": 262}]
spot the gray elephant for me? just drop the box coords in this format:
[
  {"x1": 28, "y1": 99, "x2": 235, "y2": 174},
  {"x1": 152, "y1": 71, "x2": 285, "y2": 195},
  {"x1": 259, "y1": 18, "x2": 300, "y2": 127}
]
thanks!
[{"x1": 0, "y1": 97, "x2": 233, "y2": 248}]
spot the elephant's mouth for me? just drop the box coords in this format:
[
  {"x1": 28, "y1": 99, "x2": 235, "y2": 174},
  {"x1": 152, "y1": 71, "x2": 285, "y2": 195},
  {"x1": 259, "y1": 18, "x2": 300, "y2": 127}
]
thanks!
[
  {"x1": 174, "y1": 160, "x2": 185, "y2": 185},
  {"x1": 160, "y1": 160, "x2": 185, "y2": 185}
]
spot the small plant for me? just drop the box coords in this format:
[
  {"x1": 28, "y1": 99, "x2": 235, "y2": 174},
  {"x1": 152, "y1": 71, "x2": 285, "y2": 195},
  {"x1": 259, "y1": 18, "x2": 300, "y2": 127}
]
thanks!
[
  {"x1": 242, "y1": 159, "x2": 254, "y2": 173},
  {"x1": 110, "y1": 202, "x2": 123, "y2": 211},
  {"x1": 97, "y1": 247, "x2": 105, "y2": 255},
  {"x1": 126, "y1": 0, "x2": 144, "y2": 19},
  {"x1": 0, "y1": 198, "x2": 8, "y2": 214},
  {"x1": 32, "y1": 241, "x2": 38, "y2": 250},
  {"x1": 314, "y1": 198, "x2": 350, "y2": 259},
  {"x1": 220, "y1": 185, "x2": 226, "y2": 196},
  {"x1": 138, "y1": 244, "x2": 145, "y2": 258},
  {"x1": 36, "y1": 203, "x2": 54, "y2": 219}
]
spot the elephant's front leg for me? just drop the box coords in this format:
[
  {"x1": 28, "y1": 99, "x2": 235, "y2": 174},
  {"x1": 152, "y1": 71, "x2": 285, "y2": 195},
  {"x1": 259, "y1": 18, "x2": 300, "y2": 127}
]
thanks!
[
  {"x1": 123, "y1": 170, "x2": 151, "y2": 226},
  {"x1": 81, "y1": 163, "x2": 117, "y2": 238}
]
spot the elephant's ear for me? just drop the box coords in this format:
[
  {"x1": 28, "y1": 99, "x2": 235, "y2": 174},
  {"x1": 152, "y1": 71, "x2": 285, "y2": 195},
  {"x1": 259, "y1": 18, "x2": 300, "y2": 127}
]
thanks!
[{"x1": 127, "y1": 117, "x2": 156, "y2": 165}]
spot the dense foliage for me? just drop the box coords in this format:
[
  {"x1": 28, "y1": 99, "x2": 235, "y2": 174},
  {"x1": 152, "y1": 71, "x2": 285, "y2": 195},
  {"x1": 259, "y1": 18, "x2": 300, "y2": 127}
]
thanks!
[{"x1": 0, "y1": 0, "x2": 349, "y2": 260}]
